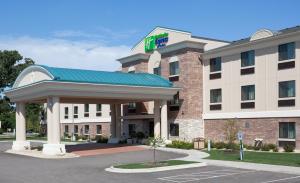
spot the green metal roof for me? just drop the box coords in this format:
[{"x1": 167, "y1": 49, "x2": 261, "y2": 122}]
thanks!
[{"x1": 39, "y1": 65, "x2": 173, "y2": 88}]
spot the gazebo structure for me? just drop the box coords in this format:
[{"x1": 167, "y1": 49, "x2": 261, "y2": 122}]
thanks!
[{"x1": 4, "y1": 65, "x2": 179, "y2": 155}]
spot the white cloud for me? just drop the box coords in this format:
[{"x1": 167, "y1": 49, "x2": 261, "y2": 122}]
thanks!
[{"x1": 0, "y1": 36, "x2": 131, "y2": 71}]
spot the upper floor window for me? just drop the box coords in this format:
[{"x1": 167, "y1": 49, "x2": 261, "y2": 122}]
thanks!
[
  {"x1": 169, "y1": 61, "x2": 179, "y2": 76},
  {"x1": 210, "y1": 57, "x2": 221, "y2": 72},
  {"x1": 64, "y1": 107, "x2": 69, "y2": 119},
  {"x1": 128, "y1": 66, "x2": 135, "y2": 73},
  {"x1": 84, "y1": 104, "x2": 89, "y2": 117},
  {"x1": 279, "y1": 80, "x2": 295, "y2": 98},
  {"x1": 73, "y1": 106, "x2": 78, "y2": 118},
  {"x1": 169, "y1": 92, "x2": 180, "y2": 111},
  {"x1": 241, "y1": 85, "x2": 255, "y2": 101},
  {"x1": 210, "y1": 88, "x2": 222, "y2": 110},
  {"x1": 279, "y1": 42, "x2": 295, "y2": 61},
  {"x1": 128, "y1": 102, "x2": 136, "y2": 113},
  {"x1": 210, "y1": 89, "x2": 222, "y2": 103},
  {"x1": 153, "y1": 66, "x2": 161, "y2": 75},
  {"x1": 278, "y1": 80, "x2": 295, "y2": 107},
  {"x1": 96, "y1": 104, "x2": 102, "y2": 117},
  {"x1": 241, "y1": 50, "x2": 255, "y2": 67}
]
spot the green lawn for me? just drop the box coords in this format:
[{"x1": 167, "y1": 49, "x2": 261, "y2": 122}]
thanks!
[
  {"x1": 206, "y1": 149, "x2": 300, "y2": 167},
  {"x1": 115, "y1": 160, "x2": 198, "y2": 169}
]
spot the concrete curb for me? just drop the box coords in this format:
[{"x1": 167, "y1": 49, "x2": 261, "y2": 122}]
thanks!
[
  {"x1": 105, "y1": 146, "x2": 209, "y2": 173},
  {"x1": 6, "y1": 149, "x2": 80, "y2": 159},
  {"x1": 105, "y1": 162, "x2": 207, "y2": 173}
]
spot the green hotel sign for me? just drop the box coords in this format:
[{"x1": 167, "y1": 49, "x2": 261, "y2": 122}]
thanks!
[{"x1": 144, "y1": 32, "x2": 169, "y2": 52}]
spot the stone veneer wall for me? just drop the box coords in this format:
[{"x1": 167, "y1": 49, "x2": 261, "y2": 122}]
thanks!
[
  {"x1": 61, "y1": 122, "x2": 110, "y2": 139},
  {"x1": 204, "y1": 118, "x2": 300, "y2": 148},
  {"x1": 169, "y1": 118, "x2": 204, "y2": 142}
]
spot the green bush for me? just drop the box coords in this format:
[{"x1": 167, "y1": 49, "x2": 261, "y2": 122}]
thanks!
[
  {"x1": 0, "y1": 128, "x2": 3, "y2": 134},
  {"x1": 136, "y1": 132, "x2": 145, "y2": 139},
  {"x1": 261, "y1": 144, "x2": 271, "y2": 151},
  {"x1": 244, "y1": 144, "x2": 254, "y2": 150},
  {"x1": 214, "y1": 142, "x2": 226, "y2": 149},
  {"x1": 283, "y1": 144, "x2": 295, "y2": 152},
  {"x1": 225, "y1": 143, "x2": 239, "y2": 150},
  {"x1": 166, "y1": 140, "x2": 193, "y2": 150},
  {"x1": 95, "y1": 135, "x2": 108, "y2": 143}
]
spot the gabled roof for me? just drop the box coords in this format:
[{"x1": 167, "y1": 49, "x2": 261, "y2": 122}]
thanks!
[
  {"x1": 14, "y1": 65, "x2": 173, "y2": 88},
  {"x1": 207, "y1": 25, "x2": 300, "y2": 52}
]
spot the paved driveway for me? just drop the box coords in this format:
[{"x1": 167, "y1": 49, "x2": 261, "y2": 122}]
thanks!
[{"x1": 1, "y1": 141, "x2": 300, "y2": 183}]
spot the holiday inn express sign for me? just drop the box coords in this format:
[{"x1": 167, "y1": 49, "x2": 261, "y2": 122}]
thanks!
[{"x1": 144, "y1": 32, "x2": 169, "y2": 52}]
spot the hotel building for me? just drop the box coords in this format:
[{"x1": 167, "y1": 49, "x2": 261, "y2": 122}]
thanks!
[{"x1": 58, "y1": 25, "x2": 300, "y2": 149}]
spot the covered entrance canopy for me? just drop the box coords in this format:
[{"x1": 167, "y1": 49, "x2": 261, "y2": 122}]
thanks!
[{"x1": 4, "y1": 65, "x2": 179, "y2": 155}]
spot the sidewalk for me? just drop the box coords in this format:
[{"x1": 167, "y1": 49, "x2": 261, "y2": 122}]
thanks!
[{"x1": 154, "y1": 146, "x2": 300, "y2": 175}]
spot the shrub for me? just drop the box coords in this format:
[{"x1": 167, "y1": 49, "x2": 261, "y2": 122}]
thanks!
[
  {"x1": 261, "y1": 144, "x2": 271, "y2": 151},
  {"x1": 244, "y1": 144, "x2": 254, "y2": 150},
  {"x1": 214, "y1": 142, "x2": 226, "y2": 149},
  {"x1": 0, "y1": 128, "x2": 3, "y2": 134},
  {"x1": 95, "y1": 135, "x2": 108, "y2": 143},
  {"x1": 224, "y1": 119, "x2": 239, "y2": 147},
  {"x1": 136, "y1": 132, "x2": 145, "y2": 139},
  {"x1": 205, "y1": 141, "x2": 214, "y2": 148},
  {"x1": 225, "y1": 143, "x2": 239, "y2": 150},
  {"x1": 166, "y1": 140, "x2": 193, "y2": 150},
  {"x1": 283, "y1": 144, "x2": 295, "y2": 152}
]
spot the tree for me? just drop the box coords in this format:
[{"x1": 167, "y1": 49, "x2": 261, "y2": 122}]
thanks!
[
  {"x1": 0, "y1": 50, "x2": 40, "y2": 132},
  {"x1": 224, "y1": 119, "x2": 239, "y2": 150},
  {"x1": 148, "y1": 137, "x2": 164, "y2": 165}
]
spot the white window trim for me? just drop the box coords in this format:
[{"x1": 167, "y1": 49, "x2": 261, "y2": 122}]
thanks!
[
  {"x1": 278, "y1": 58, "x2": 295, "y2": 63},
  {"x1": 278, "y1": 138, "x2": 296, "y2": 142}
]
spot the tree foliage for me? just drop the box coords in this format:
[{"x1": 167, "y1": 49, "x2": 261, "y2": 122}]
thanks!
[{"x1": 0, "y1": 50, "x2": 40, "y2": 132}]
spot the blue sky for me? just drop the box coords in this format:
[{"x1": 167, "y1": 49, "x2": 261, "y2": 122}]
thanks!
[{"x1": 0, "y1": 0, "x2": 299, "y2": 70}]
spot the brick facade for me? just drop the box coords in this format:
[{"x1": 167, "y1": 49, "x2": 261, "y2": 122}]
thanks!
[
  {"x1": 61, "y1": 122, "x2": 110, "y2": 139},
  {"x1": 121, "y1": 48, "x2": 204, "y2": 141},
  {"x1": 204, "y1": 118, "x2": 300, "y2": 148}
]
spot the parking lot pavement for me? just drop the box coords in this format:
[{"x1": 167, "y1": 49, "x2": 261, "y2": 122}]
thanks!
[
  {"x1": 1, "y1": 142, "x2": 300, "y2": 183},
  {"x1": 155, "y1": 167, "x2": 300, "y2": 183}
]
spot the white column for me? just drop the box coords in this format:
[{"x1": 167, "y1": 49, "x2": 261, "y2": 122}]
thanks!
[
  {"x1": 161, "y1": 100, "x2": 170, "y2": 143},
  {"x1": 154, "y1": 100, "x2": 161, "y2": 138},
  {"x1": 42, "y1": 96, "x2": 66, "y2": 155},
  {"x1": 110, "y1": 104, "x2": 116, "y2": 138},
  {"x1": 12, "y1": 102, "x2": 30, "y2": 151},
  {"x1": 115, "y1": 104, "x2": 122, "y2": 139}
]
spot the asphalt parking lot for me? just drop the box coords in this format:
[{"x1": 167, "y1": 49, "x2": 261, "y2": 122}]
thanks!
[{"x1": 0, "y1": 141, "x2": 300, "y2": 183}]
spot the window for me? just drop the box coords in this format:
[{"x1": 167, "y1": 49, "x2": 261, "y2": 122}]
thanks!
[
  {"x1": 73, "y1": 106, "x2": 78, "y2": 118},
  {"x1": 153, "y1": 66, "x2": 161, "y2": 75},
  {"x1": 210, "y1": 89, "x2": 222, "y2": 110},
  {"x1": 210, "y1": 57, "x2": 221, "y2": 72},
  {"x1": 279, "y1": 42, "x2": 295, "y2": 61},
  {"x1": 170, "y1": 123, "x2": 179, "y2": 136},
  {"x1": 241, "y1": 50, "x2": 255, "y2": 67},
  {"x1": 64, "y1": 107, "x2": 69, "y2": 119},
  {"x1": 64, "y1": 125, "x2": 69, "y2": 133},
  {"x1": 74, "y1": 125, "x2": 78, "y2": 134},
  {"x1": 210, "y1": 89, "x2": 222, "y2": 103},
  {"x1": 96, "y1": 104, "x2": 102, "y2": 117},
  {"x1": 96, "y1": 125, "x2": 102, "y2": 135},
  {"x1": 241, "y1": 85, "x2": 255, "y2": 101},
  {"x1": 128, "y1": 70, "x2": 135, "y2": 73},
  {"x1": 84, "y1": 125, "x2": 89, "y2": 134},
  {"x1": 84, "y1": 104, "x2": 89, "y2": 117},
  {"x1": 169, "y1": 61, "x2": 179, "y2": 76},
  {"x1": 169, "y1": 92, "x2": 180, "y2": 111},
  {"x1": 279, "y1": 122, "x2": 295, "y2": 139},
  {"x1": 128, "y1": 124, "x2": 136, "y2": 137},
  {"x1": 279, "y1": 81, "x2": 295, "y2": 98},
  {"x1": 128, "y1": 102, "x2": 136, "y2": 113}
]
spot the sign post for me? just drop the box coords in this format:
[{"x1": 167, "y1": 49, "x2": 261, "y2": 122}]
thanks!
[{"x1": 237, "y1": 131, "x2": 244, "y2": 160}]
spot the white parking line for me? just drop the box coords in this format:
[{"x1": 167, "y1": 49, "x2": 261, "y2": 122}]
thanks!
[
  {"x1": 260, "y1": 175, "x2": 300, "y2": 183},
  {"x1": 158, "y1": 169, "x2": 256, "y2": 183}
]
